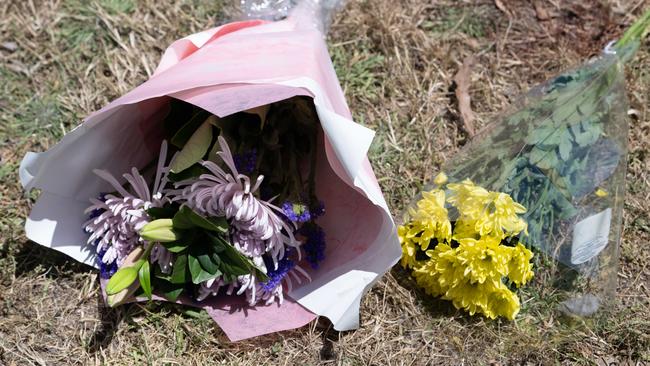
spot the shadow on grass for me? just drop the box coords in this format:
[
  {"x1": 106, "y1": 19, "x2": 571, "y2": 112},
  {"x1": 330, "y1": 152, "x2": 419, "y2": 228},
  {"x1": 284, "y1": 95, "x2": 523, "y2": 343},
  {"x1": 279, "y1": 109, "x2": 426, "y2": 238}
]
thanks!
[
  {"x1": 86, "y1": 295, "x2": 125, "y2": 353},
  {"x1": 8, "y1": 239, "x2": 93, "y2": 280},
  {"x1": 389, "y1": 265, "x2": 460, "y2": 319},
  {"x1": 5, "y1": 240, "x2": 128, "y2": 353}
]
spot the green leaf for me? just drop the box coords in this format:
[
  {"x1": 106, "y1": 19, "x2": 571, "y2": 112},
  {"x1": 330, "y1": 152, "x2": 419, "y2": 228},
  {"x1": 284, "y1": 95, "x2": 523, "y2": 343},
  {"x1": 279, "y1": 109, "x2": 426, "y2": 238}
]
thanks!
[
  {"x1": 164, "y1": 100, "x2": 194, "y2": 140},
  {"x1": 172, "y1": 206, "x2": 228, "y2": 233},
  {"x1": 529, "y1": 146, "x2": 559, "y2": 171},
  {"x1": 170, "y1": 110, "x2": 211, "y2": 148},
  {"x1": 189, "y1": 244, "x2": 220, "y2": 274},
  {"x1": 209, "y1": 234, "x2": 269, "y2": 282},
  {"x1": 167, "y1": 163, "x2": 210, "y2": 182},
  {"x1": 170, "y1": 120, "x2": 214, "y2": 174},
  {"x1": 188, "y1": 254, "x2": 221, "y2": 284},
  {"x1": 573, "y1": 120, "x2": 602, "y2": 147},
  {"x1": 146, "y1": 204, "x2": 179, "y2": 220},
  {"x1": 170, "y1": 254, "x2": 189, "y2": 284},
  {"x1": 558, "y1": 136, "x2": 573, "y2": 161},
  {"x1": 106, "y1": 266, "x2": 139, "y2": 295},
  {"x1": 138, "y1": 261, "x2": 152, "y2": 300},
  {"x1": 198, "y1": 251, "x2": 220, "y2": 274},
  {"x1": 156, "y1": 280, "x2": 185, "y2": 302},
  {"x1": 551, "y1": 104, "x2": 577, "y2": 128},
  {"x1": 161, "y1": 241, "x2": 188, "y2": 253},
  {"x1": 140, "y1": 219, "x2": 180, "y2": 242}
]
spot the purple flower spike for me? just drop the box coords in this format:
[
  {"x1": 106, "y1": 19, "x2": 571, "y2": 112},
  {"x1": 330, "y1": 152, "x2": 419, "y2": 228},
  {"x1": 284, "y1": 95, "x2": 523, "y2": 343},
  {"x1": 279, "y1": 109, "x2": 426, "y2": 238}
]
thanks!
[
  {"x1": 282, "y1": 202, "x2": 299, "y2": 222},
  {"x1": 311, "y1": 201, "x2": 325, "y2": 218},
  {"x1": 282, "y1": 202, "x2": 312, "y2": 223},
  {"x1": 97, "y1": 244, "x2": 118, "y2": 279},
  {"x1": 262, "y1": 254, "x2": 296, "y2": 292},
  {"x1": 298, "y1": 223, "x2": 326, "y2": 269},
  {"x1": 233, "y1": 149, "x2": 257, "y2": 174}
]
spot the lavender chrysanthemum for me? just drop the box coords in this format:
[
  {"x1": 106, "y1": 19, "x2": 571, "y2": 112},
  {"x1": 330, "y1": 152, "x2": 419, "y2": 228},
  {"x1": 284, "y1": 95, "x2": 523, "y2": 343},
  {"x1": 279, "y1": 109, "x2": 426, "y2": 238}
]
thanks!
[
  {"x1": 97, "y1": 244, "x2": 118, "y2": 279},
  {"x1": 171, "y1": 136, "x2": 300, "y2": 269},
  {"x1": 84, "y1": 141, "x2": 170, "y2": 267}
]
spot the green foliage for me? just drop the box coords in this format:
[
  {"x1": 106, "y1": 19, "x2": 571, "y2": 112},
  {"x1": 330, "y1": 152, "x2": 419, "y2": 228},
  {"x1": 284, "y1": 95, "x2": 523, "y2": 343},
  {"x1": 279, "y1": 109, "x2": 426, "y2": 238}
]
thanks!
[
  {"x1": 420, "y1": 7, "x2": 489, "y2": 38},
  {"x1": 330, "y1": 45, "x2": 385, "y2": 100},
  {"x1": 170, "y1": 109, "x2": 212, "y2": 148},
  {"x1": 445, "y1": 51, "x2": 626, "y2": 257},
  {"x1": 139, "y1": 260, "x2": 152, "y2": 300},
  {"x1": 140, "y1": 219, "x2": 180, "y2": 242},
  {"x1": 172, "y1": 206, "x2": 227, "y2": 234},
  {"x1": 106, "y1": 264, "x2": 140, "y2": 295},
  {"x1": 170, "y1": 120, "x2": 214, "y2": 173},
  {"x1": 167, "y1": 164, "x2": 210, "y2": 182}
]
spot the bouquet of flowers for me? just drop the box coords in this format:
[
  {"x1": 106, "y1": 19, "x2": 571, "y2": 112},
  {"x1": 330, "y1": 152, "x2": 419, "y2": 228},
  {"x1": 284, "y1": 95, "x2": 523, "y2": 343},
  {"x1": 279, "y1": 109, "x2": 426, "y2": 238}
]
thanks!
[
  {"x1": 399, "y1": 173, "x2": 534, "y2": 320},
  {"x1": 90, "y1": 97, "x2": 327, "y2": 308},
  {"x1": 403, "y1": 10, "x2": 649, "y2": 318},
  {"x1": 19, "y1": 1, "x2": 400, "y2": 341}
]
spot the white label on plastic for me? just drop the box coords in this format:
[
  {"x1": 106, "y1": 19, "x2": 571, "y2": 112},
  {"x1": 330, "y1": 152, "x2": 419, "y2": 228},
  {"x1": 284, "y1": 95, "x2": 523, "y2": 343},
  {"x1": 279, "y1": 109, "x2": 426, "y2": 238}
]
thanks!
[{"x1": 571, "y1": 208, "x2": 612, "y2": 265}]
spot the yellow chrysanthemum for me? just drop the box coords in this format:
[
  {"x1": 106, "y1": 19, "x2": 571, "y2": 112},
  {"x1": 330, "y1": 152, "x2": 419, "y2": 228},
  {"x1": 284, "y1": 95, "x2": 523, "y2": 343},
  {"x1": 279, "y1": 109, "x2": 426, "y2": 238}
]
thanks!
[
  {"x1": 443, "y1": 279, "x2": 491, "y2": 316},
  {"x1": 508, "y1": 243, "x2": 534, "y2": 287},
  {"x1": 408, "y1": 189, "x2": 452, "y2": 248},
  {"x1": 433, "y1": 172, "x2": 448, "y2": 186},
  {"x1": 447, "y1": 179, "x2": 490, "y2": 218},
  {"x1": 486, "y1": 282, "x2": 521, "y2": 320},
  {"x1": 455, "y1": 236, "x2": 512, "y2": 284},
  {"x1": 412, "y1": 259, "x2": 444, "y2": 296},
  {"x1": 400, "y1": 179, "x2": 533, "y2": 321},
  {"x1": 452, "y1": 218, "x2": 480, "y2": 241},
  {"x1": 398, "y1": 225, "x2": 420, "y2": 269},
  {"x1": 472, "y1": 192, "x2": 528, "y2": 237},
  {"x1": 447, "y1": 180, "x2": 527, "y2": 238},
  {"x1": 432, "y1": 243, "x2": 464, "y2": 290}
]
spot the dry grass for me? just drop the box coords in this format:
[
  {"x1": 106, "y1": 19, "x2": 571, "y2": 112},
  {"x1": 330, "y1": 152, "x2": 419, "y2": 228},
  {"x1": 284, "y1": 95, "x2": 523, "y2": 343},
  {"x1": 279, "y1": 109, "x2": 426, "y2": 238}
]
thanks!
[{"x1": 1, "y1": 0, "x2": 649, "y2": 364}]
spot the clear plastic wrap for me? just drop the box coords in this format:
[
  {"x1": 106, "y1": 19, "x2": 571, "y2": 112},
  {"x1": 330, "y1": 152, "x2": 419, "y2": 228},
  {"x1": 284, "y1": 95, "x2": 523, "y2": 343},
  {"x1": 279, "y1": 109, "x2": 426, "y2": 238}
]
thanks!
[
  {"x1": 239, "y1": 0, "x2": 346, "y2": 33},
  {"x1": 404, "y1": 42, "x2": 640, "y2": 317}
]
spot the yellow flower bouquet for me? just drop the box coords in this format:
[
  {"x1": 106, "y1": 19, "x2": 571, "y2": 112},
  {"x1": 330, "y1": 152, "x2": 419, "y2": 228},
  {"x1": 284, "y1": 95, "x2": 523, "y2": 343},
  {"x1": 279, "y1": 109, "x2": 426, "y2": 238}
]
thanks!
[{"x1": 399, "y1": 173, "x2": 533, "y2": 320}]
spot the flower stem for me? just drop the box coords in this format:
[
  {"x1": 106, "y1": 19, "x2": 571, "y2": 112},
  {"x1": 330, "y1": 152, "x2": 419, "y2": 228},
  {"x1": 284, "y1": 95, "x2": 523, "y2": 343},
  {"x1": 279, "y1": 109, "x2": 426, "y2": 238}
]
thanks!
[{"x1": 615, "y1": 8, "x2": 650, "y2": 49}]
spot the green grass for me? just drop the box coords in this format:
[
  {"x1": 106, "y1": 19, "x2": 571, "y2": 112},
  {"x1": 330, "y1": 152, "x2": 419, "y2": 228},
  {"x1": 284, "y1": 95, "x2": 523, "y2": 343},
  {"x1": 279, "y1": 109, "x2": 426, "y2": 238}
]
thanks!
[{"x1": 421, "y1": 6, "x2": 491, "y2": 38}]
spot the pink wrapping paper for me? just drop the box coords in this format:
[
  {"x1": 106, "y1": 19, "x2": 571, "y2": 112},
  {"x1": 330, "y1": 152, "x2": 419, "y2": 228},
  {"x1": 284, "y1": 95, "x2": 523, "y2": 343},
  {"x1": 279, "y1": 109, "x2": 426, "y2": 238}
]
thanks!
[{"x1": 20, "y1": 12, "x2": 401, "y2": 341}]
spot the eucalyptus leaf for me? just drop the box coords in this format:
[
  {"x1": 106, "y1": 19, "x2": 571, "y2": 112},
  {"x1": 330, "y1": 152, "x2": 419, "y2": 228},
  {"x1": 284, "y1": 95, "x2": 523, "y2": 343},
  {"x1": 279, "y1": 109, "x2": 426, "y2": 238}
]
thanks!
[
  {"x1": 170, "y1": 120, "x2": 213, "y2": 173},
  {"x1": 170, "y1": 110, "x2": 211, "y2": 148},
  {"x1": 161, "y1": 241, "x2": 188, "y2": 253}
]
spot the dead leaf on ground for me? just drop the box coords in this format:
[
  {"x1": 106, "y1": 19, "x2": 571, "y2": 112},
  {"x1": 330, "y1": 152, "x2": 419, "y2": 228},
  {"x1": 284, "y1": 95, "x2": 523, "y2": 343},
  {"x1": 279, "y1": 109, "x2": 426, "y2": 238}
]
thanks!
[
  {"x1": 534, "y1": 2, "x2": 551, "y2": 21},
  {"x1": 453, "y1": 56, "x2": 476, "y2": 137}
]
